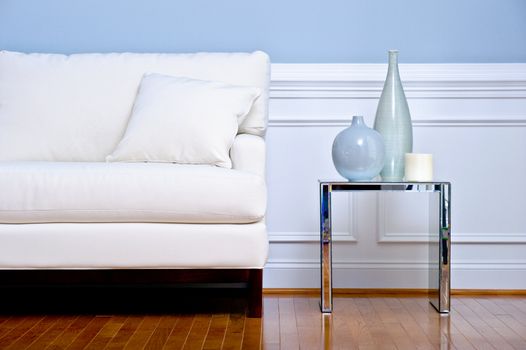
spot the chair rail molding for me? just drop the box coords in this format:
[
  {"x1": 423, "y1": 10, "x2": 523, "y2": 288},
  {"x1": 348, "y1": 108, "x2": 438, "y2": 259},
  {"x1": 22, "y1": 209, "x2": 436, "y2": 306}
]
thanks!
[
  {"x1": 264, "y1": 63, "x2": 526, "y2": 289},
  {"x1": 270, "y1": 63, "x2": 526, "y2": 99},
  {"x1": 268, "y1": 63, "x2": 526, "y2": 127}
]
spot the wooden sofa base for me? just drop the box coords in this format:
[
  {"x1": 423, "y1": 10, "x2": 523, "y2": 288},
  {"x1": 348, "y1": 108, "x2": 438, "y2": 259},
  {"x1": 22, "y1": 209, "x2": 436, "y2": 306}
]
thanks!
[{"x1": 0, "y1": 268, "x2": 263, "y2": 317}]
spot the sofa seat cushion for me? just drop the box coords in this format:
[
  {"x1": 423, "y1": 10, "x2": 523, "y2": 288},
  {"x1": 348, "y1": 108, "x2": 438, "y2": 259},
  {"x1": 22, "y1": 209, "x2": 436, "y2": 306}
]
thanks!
[
  {"x1": 0, "y1": 162, "x2": 266, "y2": 224},
  {"x1": 0, "y1": 222, "x2": 268, "y2": 269}
]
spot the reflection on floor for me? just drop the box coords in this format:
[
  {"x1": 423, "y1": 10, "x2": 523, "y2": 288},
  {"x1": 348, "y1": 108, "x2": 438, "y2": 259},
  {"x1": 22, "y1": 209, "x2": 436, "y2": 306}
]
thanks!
[{"x1": 0, "y1": 289, "x2": 525, "y2": 349}]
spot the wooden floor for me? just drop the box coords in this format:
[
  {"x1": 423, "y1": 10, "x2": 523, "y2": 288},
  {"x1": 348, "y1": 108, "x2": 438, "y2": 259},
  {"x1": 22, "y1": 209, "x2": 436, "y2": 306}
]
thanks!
[{"x1": 1, "y1": 291, "x2": 526, "y2": 349}]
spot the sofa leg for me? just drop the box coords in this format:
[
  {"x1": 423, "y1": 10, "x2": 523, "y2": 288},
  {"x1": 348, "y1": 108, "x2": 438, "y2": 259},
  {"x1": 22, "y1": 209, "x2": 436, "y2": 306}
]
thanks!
[{"x1": 247, "y1": 269, "x2": 263, "y2": 317}]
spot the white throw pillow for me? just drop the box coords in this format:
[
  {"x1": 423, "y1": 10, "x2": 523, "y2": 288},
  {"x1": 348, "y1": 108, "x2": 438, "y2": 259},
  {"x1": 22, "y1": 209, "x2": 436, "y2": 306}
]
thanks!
[{"x1": 106, "y1": 74, "x2": 261, "y2": 168}]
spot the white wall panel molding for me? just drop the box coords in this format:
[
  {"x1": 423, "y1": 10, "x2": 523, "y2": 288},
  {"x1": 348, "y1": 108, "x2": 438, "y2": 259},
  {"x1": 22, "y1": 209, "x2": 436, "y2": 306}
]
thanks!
[
  {"x1": 378, "y1": 231, "x2": 526, "y2": 244},
  {"x1": 263, "y1": 260, "x2": 526, "y2": 289},
  {"x1": 266, "y1": 259, "x2": 429, "y2": 270},
  {"x1": 268, "y1": 194, "x2": 358, "y2": 243},
  {"x1": 376, "y1": 192, "x2": 433, "y2": 244},
  {"x1": 376, "y1": 192, "x2": 526, "y2": 244},
  {"x1": 268, "y1": 115, "x2": 526, "y2": 128},
  {"x1": 265, "y1": 259, "x2": 526, "y2": 271},
  {"x1": 265, "y1": 63, "x2": 526, "y2": 289},
  {"x1": 268, "y1": 231, "x2": 356, "y2": 243},
  {"x1": 452, "y1": 232, "x2": 526, "y2": 244},
  {"x1": 271, "y1": 63, "x2": 526, "y2": 83},
  {"x1": 270, "y1": 63, "x2": 526, "y2": 99}
]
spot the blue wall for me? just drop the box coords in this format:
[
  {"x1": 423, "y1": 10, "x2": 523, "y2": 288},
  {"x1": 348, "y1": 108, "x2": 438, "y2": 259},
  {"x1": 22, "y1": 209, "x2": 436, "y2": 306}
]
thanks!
[{"x1": 1, "y1": 0, "x2": 525, "y2": 63}]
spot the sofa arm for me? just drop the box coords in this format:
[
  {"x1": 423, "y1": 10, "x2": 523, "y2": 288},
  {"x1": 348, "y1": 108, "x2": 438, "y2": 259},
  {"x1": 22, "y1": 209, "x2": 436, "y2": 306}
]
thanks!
[{"x1": 230, "y1": 134, "x2": 266, "y2": 177}]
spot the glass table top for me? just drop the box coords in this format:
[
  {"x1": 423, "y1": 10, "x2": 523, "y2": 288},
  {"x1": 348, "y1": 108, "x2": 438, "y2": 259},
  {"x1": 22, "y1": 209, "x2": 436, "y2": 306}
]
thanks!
[{"x1": 319, "y1": 179, "x2": 450, "y2": 185}]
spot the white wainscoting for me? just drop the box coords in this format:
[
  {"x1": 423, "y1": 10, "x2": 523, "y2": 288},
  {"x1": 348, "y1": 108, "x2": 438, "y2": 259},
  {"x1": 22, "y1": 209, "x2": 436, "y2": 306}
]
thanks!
[{"x1": 263, "y1": 63, "x2": 526, "y2": 289}]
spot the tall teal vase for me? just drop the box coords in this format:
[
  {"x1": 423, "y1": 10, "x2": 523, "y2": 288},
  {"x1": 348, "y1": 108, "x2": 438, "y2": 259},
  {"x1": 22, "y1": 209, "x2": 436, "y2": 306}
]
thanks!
[{"x1": 373, "y1": 50, "x2": 413, "y2": 181}]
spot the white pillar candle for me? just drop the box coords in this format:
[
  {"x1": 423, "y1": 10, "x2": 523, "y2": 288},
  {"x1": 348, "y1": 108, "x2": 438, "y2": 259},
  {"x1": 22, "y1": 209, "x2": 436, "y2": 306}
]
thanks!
[{"x1": 404, "y1": 153, "x2": 433, "y2": 181}]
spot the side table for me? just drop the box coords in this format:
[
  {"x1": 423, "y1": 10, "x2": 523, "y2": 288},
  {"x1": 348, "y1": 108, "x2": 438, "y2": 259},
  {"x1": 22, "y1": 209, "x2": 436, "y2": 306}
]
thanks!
[{"x1": 319, "y1": 181, "x2": 451, "y2": 313}]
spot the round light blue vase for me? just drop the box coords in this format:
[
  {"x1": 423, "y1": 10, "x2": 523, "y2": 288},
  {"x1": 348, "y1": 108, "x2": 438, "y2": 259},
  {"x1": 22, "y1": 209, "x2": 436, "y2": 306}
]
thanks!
[
  {"x1": 373, "y1": 50, "x2": 413, "y2": 181},
  {"x1": 332, "y1": 116, "x2": 385, "y2": 181}
]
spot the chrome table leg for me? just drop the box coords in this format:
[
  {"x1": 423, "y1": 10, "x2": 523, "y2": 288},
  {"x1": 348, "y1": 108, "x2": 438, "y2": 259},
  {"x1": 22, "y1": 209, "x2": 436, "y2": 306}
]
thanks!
[
  {"x1": 430, "y1": 184, "x2": 451, "y2": 313},
  {"x1": 320, "y1": 183, "x2": 333, "y2": 312}
]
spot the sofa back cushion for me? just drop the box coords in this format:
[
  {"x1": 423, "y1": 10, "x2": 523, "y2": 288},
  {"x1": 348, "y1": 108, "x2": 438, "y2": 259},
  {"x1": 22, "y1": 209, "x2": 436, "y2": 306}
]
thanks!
[{"x1": 0, "y1": 50, "x2": 270, "y2": 161}]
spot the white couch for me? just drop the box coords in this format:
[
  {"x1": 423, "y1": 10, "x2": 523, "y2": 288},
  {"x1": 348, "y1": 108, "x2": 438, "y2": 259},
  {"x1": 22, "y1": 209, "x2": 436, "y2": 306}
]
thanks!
[{"x1": 0, "y1": 50, "x2": 270, "y2": 317}]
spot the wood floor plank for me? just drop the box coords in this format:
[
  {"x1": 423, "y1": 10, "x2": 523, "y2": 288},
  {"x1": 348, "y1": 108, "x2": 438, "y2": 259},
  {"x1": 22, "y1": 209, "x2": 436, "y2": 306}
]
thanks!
[
  {"x1": 308, "y1": 297, "x2": 326, "y2": 346},
  {"x1": 222, "y1": 298, "x2": 247, "y2": 350},
  {"x1": 484, "y1": 297, "x2": 526, "y2": 342},
  {"x1": 241, "y1": 317, "x2": 261, "y2": 349},
  {"x1": 477, "y1": 297, "x2": 509, "y2": 316},
  {"x1": 65, "y1": 315, "x2": 111, "y2": 350},
  {"x1": 369, "y1": 296, "x2": 398, "y2": 324},
  {"x1": 46, "y1": 315, "x2": 95, "y2": 349},
  {"x1": 400, "y1": 298, "x2": 446, "y2": 349},
  {"x1": 514, "y1": 298, "x2": 526, "y2": 314},
  {"x1": 465, "y1": 297, "x2": 526, "y2": 349},
  {"x1": 202, "y1": 313, "x2": 229, "y2": 350},
  {"x1": 330, "y1": 298, "x2": 358, "y2": 348},
  {"x1": 0, "y1": 317, "x2": 26, "y2": 340},
  {"x1": 454, "y1": 297, "x2": 515, "y2": 350},
  {"x1": 261, "y1": 297, "x2": 279, "y2": 348},
  {"x1": 493, "y1": 298, "x2": 526, "y2": 326},
  {"x1": 334, "y1": 297, "x2": 370, "y2": 349},
  {"x1": 294, "y1": 297, "x2": 321, "y2": 350},
  {"x1": 104, "y1": 315, "x2": 144, "y2": 350},
  {"x1": 277, "y1": 296, "x2": 299, "y2": 349},
  {"x1": 182, "y1": 314, "x2": 212, "y2": 350},
  {"x1": 0, "y1": 317, "x2": 12, "y2": 333},
  {"x1": 383, "y1": 297, "x2": 435, "y2": 350},
  {"x1": 399, "y1": 297, "x2": 455, "y2": 349},
  {"x1": 5, "y1": 316, "x2": 59, "y2": 350},
  {"x1": 449, "y1": 298, "x2": 496, "y2": 350},
  {"x1": 446, "y1": 322, "x2": 476, "y2": 350},
  {"x1": 355, "y1": 298, "x2": 397, "y2": 350},
  {"x1": 123, "y1": 315, "x2": 162, "y2": 350},
  {"x1": 371, "y1": 298, "x2": 417, "y2": 350},
  {"x1": 222, "y1": 314, "x2": 245, "y2": 350},
  {"x1": 144, "y1": 315, "x2": 179, "y2": 350},
  {"x1": 84, "y1": 316, "x2": 127, "y2": 350},
  {"x1": 0, "y1": 294, "x2": 526, "y2": 349},
  {"x1": 0, "y1": 316, "x2": 45, "y2": 349},
  {"x1": 496, "y1": 314, "x2": 526, "y2": 342},
  {"x1": 406, "y1": 298, "x2": 468, "y2": 350},
  {"x1": 162, "y1": 315, "x2": 194, "y2": 350},
  {"x1": 26, "y1": 316, "x2": 79, "y2": 350}
]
